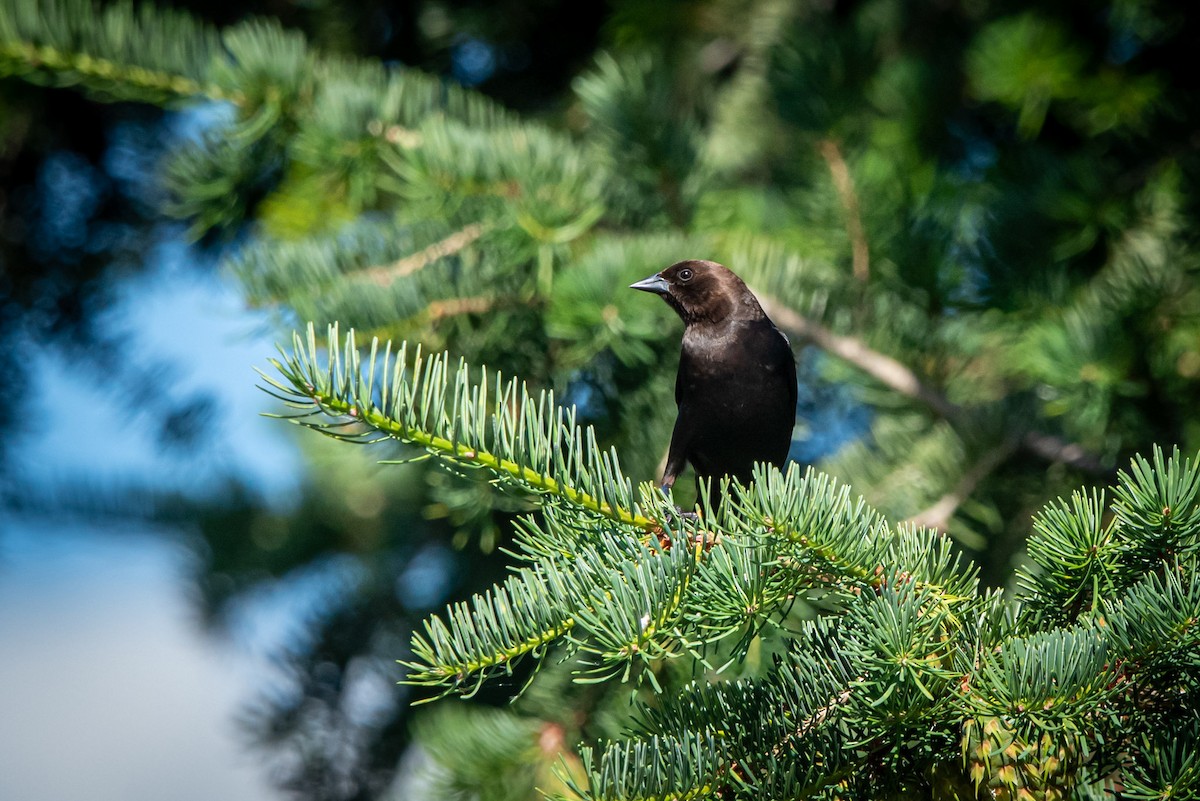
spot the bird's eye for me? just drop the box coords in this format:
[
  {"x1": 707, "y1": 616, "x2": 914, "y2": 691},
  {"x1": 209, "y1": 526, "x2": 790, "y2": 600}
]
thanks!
[{"x1": 678, "y1": 268, "x2": 694, "y2": 282}]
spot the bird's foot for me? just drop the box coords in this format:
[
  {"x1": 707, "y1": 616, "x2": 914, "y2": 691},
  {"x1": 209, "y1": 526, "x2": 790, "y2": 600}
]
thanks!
[
  {"x1": 649, "y1": 486, "x2": 702, "y2": 551},
  {"x1": 656, "y1": 485, "x2": 700, "y2": 524}
]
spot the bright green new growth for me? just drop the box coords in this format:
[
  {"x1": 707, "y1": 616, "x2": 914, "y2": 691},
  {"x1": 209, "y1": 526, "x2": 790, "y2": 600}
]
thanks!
[{"x1": 264, "y1": 325, "x2": 1200, "y2": 800}]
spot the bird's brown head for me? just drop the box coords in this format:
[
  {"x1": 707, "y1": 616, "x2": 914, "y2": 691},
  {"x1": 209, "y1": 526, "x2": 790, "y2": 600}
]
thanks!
[{"x1": 629, "y1": 259, "x2": 761, "y2": 324}]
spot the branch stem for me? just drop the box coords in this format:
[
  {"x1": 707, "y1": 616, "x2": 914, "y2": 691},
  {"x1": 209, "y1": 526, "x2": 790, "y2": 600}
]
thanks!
[
  {"x1": 759, "y1": 296, "x2": 959, "y2": 419},
  {"x1": 307, "y1": 391, "x2": 658, "y2": 531},
  {"x1": 817, "y1": 138, "x2": 869, "y2": 283},
  {"x1": 0, "y1": 41, "x2": 240, "y2": 104},
  {"x1": 906, "y1": 439, "x2": 1020, "y2": 532},
  {"x1": 361, "y1": 223, "x2": 489, "y2": 286},
  {"x1": 758, "y1": 296, "x2": 1109, "y2": 474}
]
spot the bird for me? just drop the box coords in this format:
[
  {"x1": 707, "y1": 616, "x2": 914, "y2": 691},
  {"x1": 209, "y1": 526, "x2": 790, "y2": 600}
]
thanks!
[{"x1": 630, "y1": 259, "x2": 797, "y2": 503}]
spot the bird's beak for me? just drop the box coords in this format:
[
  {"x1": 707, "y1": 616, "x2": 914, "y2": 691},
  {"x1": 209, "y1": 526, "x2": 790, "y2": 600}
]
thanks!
[{"x1": 630, "y1": 273, "x2": 670, "y2": 295}]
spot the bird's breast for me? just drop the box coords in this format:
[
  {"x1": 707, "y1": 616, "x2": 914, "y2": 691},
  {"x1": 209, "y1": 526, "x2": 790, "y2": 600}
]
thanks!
[{"x1": 679, "y1": 323, "x2": 793, "y2": 413}]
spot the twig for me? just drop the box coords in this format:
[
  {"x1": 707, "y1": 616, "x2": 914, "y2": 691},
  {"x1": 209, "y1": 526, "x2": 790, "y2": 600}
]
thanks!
[
  {"x1": 790, "y1": 687, "x2": 853, "y2": 743},
  {"x1": 1019, "y1": 432, "x2": 1108, "y2": 474},
  {"x1": 817, "y1": 138, "x2": 869, "y2": 284},
  {"x1": 760, "y1": 296, "x2": 959, "y2": 420},
  {"x1": 361, "y1": 223, "x2": 488, "y2": 286},
  {"x1": 758, "y1": 295, "x2": 1110, "y2": 475},
  {"x1": 906, "y1": 439, "x2": 1020, "y2": 532},
  {"x1": 426, "y1": 295, "x2": 494, "y2": 320}
]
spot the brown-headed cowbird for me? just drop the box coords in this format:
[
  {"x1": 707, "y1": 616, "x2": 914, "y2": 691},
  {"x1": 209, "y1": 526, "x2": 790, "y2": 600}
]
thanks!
[{"x1": 631, "y1": 259, "x2": 797, "y2": 499}]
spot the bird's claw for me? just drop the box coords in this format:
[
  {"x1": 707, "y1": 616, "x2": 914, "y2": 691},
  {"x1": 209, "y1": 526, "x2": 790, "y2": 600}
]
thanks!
[{"x1": 656, "y1": 486, "x2": 700, "y2": 525}]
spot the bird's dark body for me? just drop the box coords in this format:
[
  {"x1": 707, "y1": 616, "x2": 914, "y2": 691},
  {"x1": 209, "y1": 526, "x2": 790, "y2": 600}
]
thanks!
[
  {"x1": 672, "y1": 317, "x2": 796, "y2": 485},
  {"x1": 630, "y1": 259, "x2": 797, "y2": 495}
]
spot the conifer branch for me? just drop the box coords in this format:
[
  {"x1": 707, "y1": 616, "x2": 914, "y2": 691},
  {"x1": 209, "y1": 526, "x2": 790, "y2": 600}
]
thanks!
[
  {"x1": 757, "y1": 294, "x2": 1109, "y2": 474},
  {"x1": 758, "y1": 294, "x2": 960, "y2": 419},
  {"x1": 0, "y1": 0, "x2": 234, "y2": 105},
  {"x1": 259, "y1": 328, "x2": 1200, "y2": 799},
  {"x1": 1018, "y1": 446, "x2": 1200, "y2": 628},
  {"x1": 401, "y1": 564, "x2": 579, "y2": 697},
  {"x1": 0, "y1": 39, "x2": 231, "y2": 103},
  {"x1": 260, "y1": 323, "x2": 656, "y2": 532},
  {"x1": 907, "y1": 438, "x2": 1021, "y2": 532},
  {"x1": 361, "y1": 223, "x2": 490, "y2": 286},
  {"x1": 817, "y1": 137, "x2": 870, "y2": 283}
]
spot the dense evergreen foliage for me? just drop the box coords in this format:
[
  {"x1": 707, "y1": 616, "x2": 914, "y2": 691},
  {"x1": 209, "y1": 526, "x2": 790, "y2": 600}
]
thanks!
[{"x1": 4, "y1": 0, "x2": 1198, "y2": 798}]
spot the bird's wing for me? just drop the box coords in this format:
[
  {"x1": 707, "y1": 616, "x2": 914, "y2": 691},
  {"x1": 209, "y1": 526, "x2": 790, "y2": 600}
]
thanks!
[
  {"x1": 662, "y1": 412, "x2": 692, "y2": 490},
  {"x1": 674, "y1": 348, "x2": 686, "y2": 406},
  {"x1": 665, "y1": 349, "x2": 693, "y2": 487},
  {"x1": 783, "y1": 332, "x2": 798, "y2": 411},
  {"x1": 766, "y1": 323, "x2": 798, "y2": 411}
]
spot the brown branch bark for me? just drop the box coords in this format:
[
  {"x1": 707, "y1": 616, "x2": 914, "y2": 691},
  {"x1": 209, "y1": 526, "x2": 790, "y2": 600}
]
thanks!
[
  {"x1": 426, "y1": 295, "x2": 494, "y2": 320},
  {"x1": 759, "y1": 296, "x2": 960, "y2": 420},
  {"x1": 1018, "y1": 432, "x2": 1108, "y2": 474},
  {"x1": 817, "y1": 138, "x2": 869, "y2": 284},
  {"x1": 757, "y1": 295, "x2": 1109, "y2": 475},
  {"x1": 360, "y1": 223, "x2": 488, "y2": 286},
  {"x1": 906, "y1": 439, "x2": 1020, "y2": 532}
]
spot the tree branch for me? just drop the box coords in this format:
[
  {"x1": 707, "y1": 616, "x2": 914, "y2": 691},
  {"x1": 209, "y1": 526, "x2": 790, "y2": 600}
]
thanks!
[
  {"x1": 817, "y1": 138, "x2": 869, "y2": 284},
  {"x1": 360, "y1": 223, "x2": 489, "y2": 286},
  {"x1": 759, "y1": 296, "x2": 960, "y2": 420},
  {"x1": 906, "y1": 439, "x2": 1020, "y2": 532},
  {"x1": 1019, "y1": 432, "x2": 1108, "y2": 474},
  {"x1": 426, "y1": 295, "x2": 494, "y2": 320},
  {"x1": 263, "y1": 324, "x2": 658, "y2": 532},
  {"x1": 757, "y1": 295, "x2": 1110, "y2": 474}
]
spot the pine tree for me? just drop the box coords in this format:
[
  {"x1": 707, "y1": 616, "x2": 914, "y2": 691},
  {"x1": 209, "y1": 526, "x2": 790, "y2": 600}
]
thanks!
[{"x1": 4, "y1": 0, "x2": 1199, "y2": 798}]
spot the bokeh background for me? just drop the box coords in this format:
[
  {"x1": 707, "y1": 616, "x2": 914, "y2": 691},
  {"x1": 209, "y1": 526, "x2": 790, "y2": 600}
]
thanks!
[{"x1": 2, "y1": 1, "x2": 1198, "y2": 799}]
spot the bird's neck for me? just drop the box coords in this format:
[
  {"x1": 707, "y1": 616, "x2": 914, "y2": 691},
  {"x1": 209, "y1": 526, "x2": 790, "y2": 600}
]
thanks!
[
  {"x1": 682, "y1": 297, "x2": 763, "y2": 327},
  {"x1": 674, "y1": 283, "x2": 758, "y2": 323}
]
